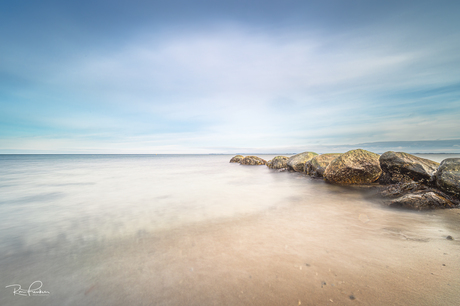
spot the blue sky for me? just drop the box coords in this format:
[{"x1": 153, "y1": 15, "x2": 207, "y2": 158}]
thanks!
[{"x1": 1, "y1": 0, "x2": 460, "y2": 153}]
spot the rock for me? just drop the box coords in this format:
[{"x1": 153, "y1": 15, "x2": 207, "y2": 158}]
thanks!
[
  {"x1": 229, "y1": 155, "x2": 244, "y2": 163},
  {"x1": 267, "y1": 156, "x2": 289, "y2": 169},
  {"x1": 240, "y1": 156, "x2": 267, "y2": 166},
  {"x1": 305, "y1": 153, "x2": 342, "y2": 177},
  {"x1": 379, "y1": 182, "x2": 428, "y2": 198},
  {"x1": 387, "y1": 191, "x2": 455, "y2": 210},
  {"x1": 324, "y1": 149, "x2": 382, "y2": 184},
  {"x1": 379, "y1": 151, "x2": 439, "y2": 185},
  {"x1": 378, "y1": 182, "x2": 460, "y2": 210},
  {"x1": 446, "y1": 235, "x2": 454, "y2": 240},
  {"x1": 435, "y1": 158, "x2": 460, "y2": 199},
  {"x1": 286, "y1": 152, "x2": 318, "y2": 172}
]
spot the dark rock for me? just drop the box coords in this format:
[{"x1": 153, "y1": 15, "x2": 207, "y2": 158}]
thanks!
[
  {"x1": 387, "y1": 191, "x2": 456, "y2": 210},
  {"x1": 324, "y1": 149, "x2": 382, "y2": 184},
  {"x1": 229, "y1": 155, "x2": 244, "y2": 163},
  {"x1": 305, "y1": 153, "x2": 342, "y2": 177},
  {"x1": 286, "y1": 152, "x2": 318, "y2": 172},
  {"x1": 446, "y1": 235, "x2": 454, "y2": 240},
  {"x1": 435, "y1": 158, "x2": 460, "y2": 199},
  {"x1": 379, "y1": 182, "x2": 428, "y2": 198},
  {"x1": 267, "y1": 156, "x2": 289, "y2": 169},
  {"x1": 349, "y1": 295, "x2": 356, "y2": 300},
  {"x1": 379, "y1": 151, "x2": 439, "y2": 185},
  {"x1": 240, "y1": 156, "x2": 267, "y2": 166},
  {"x1": 378, "y1": 182, "x2": 460, "y2": 209}
]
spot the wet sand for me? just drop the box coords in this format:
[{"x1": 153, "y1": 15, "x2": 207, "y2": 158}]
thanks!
[
  {"x1": 1, "y1": 155, "x2": 459, "y2": 306},
  {"x1": 4, "y1": 189, "x2": 458, "y2": 306}
]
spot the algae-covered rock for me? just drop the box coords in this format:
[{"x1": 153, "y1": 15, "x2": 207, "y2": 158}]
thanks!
[
  {"x1": 387, "y1": 191, "x2": 455, "y2": 210},
  {"x1": 305, "y1": 153, "x2": 342, "y2": 177},
  {"x1": 324, "y1": 149, "x2": 381, "y2": 184},
  {"x1": 240, "y1": 156, "x2": 267, "y2": 166},
  {"x1": 435, "y1": 158, "x2": 460, "y2": 199},
  {"x1": 379, "y1": 151, "x2": 439, "y2": 185},
  {"x1": 286, "y1": 152, "x2": 318, "y2": 172},
  {"x1": 267, "y1": 156, "x2": 289, "y2": 169},
  {"x1": 229, "y1": 155, "x2": 244, "y2": 163}
]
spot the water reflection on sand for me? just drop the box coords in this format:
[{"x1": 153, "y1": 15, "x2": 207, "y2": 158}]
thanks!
[{"x1": 0, "y1": 154, "x2": 459, "y2": 305}]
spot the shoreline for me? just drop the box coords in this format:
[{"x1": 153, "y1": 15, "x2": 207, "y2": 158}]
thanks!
[{"x1": 28, "y1": 198, "x2": 460, "y2": 306}]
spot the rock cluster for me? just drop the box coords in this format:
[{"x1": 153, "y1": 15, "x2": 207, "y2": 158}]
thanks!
[
  {"x1": 229, "y1": 155, "x2": 244, "y2": 163},
  {"x1": 229, "y1": 150, "x2": 460, "y2": 210},
  {"x1": 267, "y1": 156, "x2": 289, "y2": 169},
  {"x1": 379, "y1": 151, "x2": 439, "y2": 184},
  {"x1": 286, "y1": 152, "x2": 318, "y2": 172},
  {"x1": 323, "y1": 149, "x2": 381, "y2": 184},
  {"x1": 305, "y1": 153, "x2": 342, "y2": 177},
  {"x1": 231, "y1": 155, "x2": 267, "y2": 165},
  {"x1": 435, "y1": 158, "x2": 460, "y2": 198}
]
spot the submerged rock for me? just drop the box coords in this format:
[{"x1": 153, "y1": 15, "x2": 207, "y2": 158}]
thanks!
[
  {"x1": 287, "y1": 152, "x2": 318, "y2": 172},
  {"x1": 387, "y1": 191, "x2": 455, "y2": 210},
  {"x1": 229, "y1": 155, "x2": 244, "y2": 163},
  {"x1": 324, "y1": 149, "x2": 381, "y2": 184},
  {"x1": 379, "y1": 151, "x2": 439, "y2": 185},
  {"x1": 305, "y1": 153, "x2": 342, "y2": 177},
  {"x1": 267, "y1": 156, "x2": 289, "y2": 169},
  {"x1": 435, "y1": 158, "x2": 460, "y2": 199},
  {"x1": 240, "y1": 156, "x2": 267, "y2": 166}
]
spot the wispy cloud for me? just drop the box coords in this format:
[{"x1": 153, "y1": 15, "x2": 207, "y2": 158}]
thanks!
[{"x1": 1, "y1": 1, "x2": 459, "y2": 153}]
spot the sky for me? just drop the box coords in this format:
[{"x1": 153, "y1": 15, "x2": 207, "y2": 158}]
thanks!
[{"x1": 1, "y1": 0, "x2": 460, "y2": 153}]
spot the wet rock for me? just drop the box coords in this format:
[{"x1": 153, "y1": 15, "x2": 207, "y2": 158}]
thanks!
[
  {"x1": 379, "y1": 151, "x2": 439, "y2": 185},
  {"x1": 267, "y1": 156, "x2": 289, "y2": 169},
  {"x1": 387, "y1": 191, "x2": 456, "y2": 210},
  {"x1": 378, "y1": 182, "x2": 460, "y2": 209},
  {"x1": 305, "y1": 153, "x2": 342, "y2": 177},
  {"x1": 240, "y1": 156, "x2": 267, "y2": 166},
  {"x1": 324, "y1": 149, "x2": 382, "y2": 184},
  {"x1": 379, "y1": 182, "x2": 428, "y2": 198},
  {"x1": 287, "y1": 152, "x2": 318, "y2": 172},
  {"x1": 229, "y1": 155, "x2": 244, "y2": 163},
  {"x1": 435, "y1": 158, "x2": 460, "y2": 199}
]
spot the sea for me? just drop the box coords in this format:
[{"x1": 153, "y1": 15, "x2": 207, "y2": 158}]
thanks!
[{"x1": 0, "y1": 154, "x2": 459, "y2": 306}]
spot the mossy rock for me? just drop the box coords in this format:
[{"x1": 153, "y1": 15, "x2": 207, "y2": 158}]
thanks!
[
  {"x1": 305, "y1": 153, "x2": 342, "y2": 177},
  {"x1": 267, "y1": 156, "x2": 289, "y2": 169},
  {"x1": 229, "y1": 155, "x2": 244, "y2": 163},
  {"x1": 240, "y1": 156, "x2": 267, "y2": 166},
  {"x1": 379, "y1": 151, "x2": 439, "y2": 185},
  {"x1": 435, "y1": 158, "x2": 460, "y2": 199},
  {"x1": 286, "y1": 152, "x2": 318, "y2": 172},
  {"x1": 324, "y1": 149, "x2": 381, "y2": 184}
]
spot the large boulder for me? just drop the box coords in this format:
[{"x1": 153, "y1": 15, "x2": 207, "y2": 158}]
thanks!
[
  {"x1": 286, "y1": 152, "x2": 318, "y2": 172},
  {"x1": 378, "y1": 182, "x2": 460, "y2": 210},
  {"x1": 387, "y1": 191, "x2": 456, "y2": 210},
  {"x1": 240, "y1": 156, "x2": 267, "y2": 166},
  {"x1": 324, "y1": 149, "x2": 382, "y2": 184},
  {"x1": 379, "y1": 151, "x2": 439, "y2": 185},
  {"x1": 229, "y1": 155, "x2": 244, "y2": 163},
  {"x1": 435, "y1": 158, "x2": 460, "y2": 199},
  {"x1": 267, "y1": 156, "x2": 289, "y2": 169},
  {"x1": 305, "y1": 153, "x2": 342, "y2": 177}
]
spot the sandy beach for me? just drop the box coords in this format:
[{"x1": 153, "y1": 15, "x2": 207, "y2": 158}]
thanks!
[{"x1": 1, "y1": 155, "x2": 459, "y2": 306}]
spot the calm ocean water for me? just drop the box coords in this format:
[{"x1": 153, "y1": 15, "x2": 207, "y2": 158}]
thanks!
[{"x1": 1, "y1": 153, "x2": 459, "y2": 306}]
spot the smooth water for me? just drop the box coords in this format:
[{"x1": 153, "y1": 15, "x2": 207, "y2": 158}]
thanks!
[{"x1": 0, "y1": 154, "x2": 459, "y2": 306}]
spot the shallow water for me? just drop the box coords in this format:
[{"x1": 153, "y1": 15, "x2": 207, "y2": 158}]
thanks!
[{"x1": 0, "y1": 154, "x2": 459, "y2": 306}]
